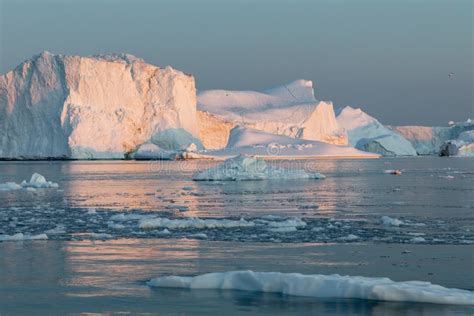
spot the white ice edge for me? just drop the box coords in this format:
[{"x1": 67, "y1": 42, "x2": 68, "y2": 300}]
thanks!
[{"x1": 148, "y1": 270, "x2": 474, "y2": 305}]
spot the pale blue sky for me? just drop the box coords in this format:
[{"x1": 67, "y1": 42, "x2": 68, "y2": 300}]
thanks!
[{"x1": 0, "y1": 0, "x2": 472, "y2": 125}]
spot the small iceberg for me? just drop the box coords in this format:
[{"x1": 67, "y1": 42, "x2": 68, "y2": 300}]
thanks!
[
  {"x1": 0, "y1": 173, "x2": 58, "y2": 191},
  {"x1": 148, "y1": 270, "x2": 474, "y2": 305},
  {"x1": 381, "y1": 216, "x2": 404, "y2": 227},
  {"x1": 193, "y1": 155, "x2": 325, "y2": 181},
  {"x1": 21, "y1": 173, "x2": 59, "y2": 188}
]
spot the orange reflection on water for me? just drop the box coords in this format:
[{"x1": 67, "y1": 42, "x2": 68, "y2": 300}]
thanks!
[{"x1": 64, "y1": 238, "x2": 200, "y2": 297}]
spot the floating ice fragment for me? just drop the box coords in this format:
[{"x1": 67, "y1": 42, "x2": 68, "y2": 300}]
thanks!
[
  {"x1": 193, "y1": 155, "x2": 325, "y2": 181},
  {"x1": 139, "y1": 217, "x2": 255, "y2": 230},
  {"x1": 0, "y1": 233, "x2": 48, "y2": 241},
  {"x1": 410, "y1": 237, "x2": 426, "y2": 243},
  {"x1": 339, "y1": 234, "x2": 359, "y2": 241},
  {"x1": 381, "y1": 216, "x2": 404, "y2": 227},
  {"x1": 0, "y1": 182, "x2": 22, "y2": 191},
  {"x1": 148, "y1": 270, "x2": 474, "y2": 305},
  {"x1": 20, "y1": 173, "x2": 58, "y2": 188},
  {"x1": 384, "y1": 169, "x2": 402, "y2": 175},
  {"x1": 89, "y1": 233, "x2": 113, "y2": 240}
]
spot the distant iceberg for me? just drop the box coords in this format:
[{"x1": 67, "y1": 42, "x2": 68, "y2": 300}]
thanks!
[
  {"x1": 391, "y1": 120, "x2": 474, "y2": 156},
  {"x1": 197, "y1": 80, "x2": 348, "y2": 149},
  {"x1": 336, "y1": 106, "x2": 417, "y2": 156},
  {"x1": 148, "y1": 270, "x2": 474, "y2": 305},
  {"x1": 192, "y1": 127, "x2": 379, "y2": 160}
]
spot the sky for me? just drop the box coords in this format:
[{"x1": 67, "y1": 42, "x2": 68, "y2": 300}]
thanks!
[{"x1": 0, "y1": 0, "x2": 472, "y2": 125}]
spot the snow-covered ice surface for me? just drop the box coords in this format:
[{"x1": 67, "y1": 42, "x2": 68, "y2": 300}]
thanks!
[{"x1": 148, "y1": 270, "x2": 474, "y2": 305}]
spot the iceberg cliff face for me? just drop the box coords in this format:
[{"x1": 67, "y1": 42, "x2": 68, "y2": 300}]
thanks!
[
  {"x1": 438, "y1": 127, "x2": 474, "y2": 157},
  {"x1": 336, "y1": 106, "x2": 417, "y2": 156},
  {"x1": 391, "y1": 121, "x2": 474, "y2": 156},
  {"x1": 0, "y1": 51, "x2": 199, "y2": 159},
  {"x1": 197, "y1": 80, "x2": 348, "y2": 149}
]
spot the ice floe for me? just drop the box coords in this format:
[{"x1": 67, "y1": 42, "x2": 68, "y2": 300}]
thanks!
[
  {"x1": 381, "y1": 216, "x2": 404, "y2": 227},
  {"x1": 193, "y1": 155, "x2": 325, "y2": 181},
  {"x1": 0, "y1": 182, "x2": 22, "y2": 192},
  {"x1": 139, "y1": 217, "x2": 256, "y2": 230},
  {"x1": 148, "y1": 270, "x2": 474, "y2": 305},
  {"x1": 0, "y1": 233, "x2": 48, "y2": 241},
  {"x1": 0, "y1": 173, "x2": 58, "y2": 191}
]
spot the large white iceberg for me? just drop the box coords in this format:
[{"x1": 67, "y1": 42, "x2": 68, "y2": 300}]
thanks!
[
  {"x1": 336, "y1": 106, "x2": 417, "y2": 156},
  {"x1": 148, "y1": 270, "x2": 474, "y2": 305},
  {"x1": 0, "y1": 52, "x2": 200, "y2": 159},
  {"x1": 193, "y1": 126, "x2": 378, "y2": 160},
  {"x1": 193, "y1": 155, "x2": 326, "y2": 181},
  {"x1": 197, "y1": 80, "x2": 348, "y2": 149}
]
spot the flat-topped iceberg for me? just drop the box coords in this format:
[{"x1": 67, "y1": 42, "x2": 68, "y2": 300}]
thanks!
[
  {"x1": 194, "y1": 127, "x2": 379, "y2": 160},
  {"x1": 192, "y1": 155, "x2": 326, "y2": 181},
  {"x1": 148, "y1": 270, "x2": 474, "y2": 305}
]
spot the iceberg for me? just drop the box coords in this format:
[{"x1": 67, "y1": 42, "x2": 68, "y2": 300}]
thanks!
[
  {"x1": 336, "y1": 106, "x2": 417, "y2": 156},
  {"x1": 148, "y1": 270, "x2": 474, "y2": 305},
  {"x1": 0, "y1": 52, "x2": 199, "y2": 159},
  {"x1": 194, "y1": 127, "x2": 379, "y2": 160},
  {"x1": 197, "y1": 80, "x2": 348, "y2": 149},
  {"x1": 439, "y1": 129, "x2": 474, "y2": 157},
  {"x1": 192, "y1": 155, "x2": 326, "y2": 181},
  {"x1": 21, "y1": 173, "x2": 58, "y2": 188},
  {"x1": 0, "y1": 173, "x2": 58, "y2": 190},
  {"x1": 380, "y1": 216, "x2": 404, "y2": 226},
  {"x1": 391, "y1": 120, "x2": 474, "y2": 155}
]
